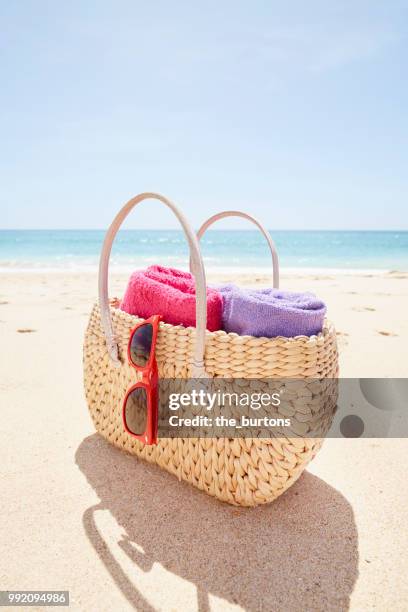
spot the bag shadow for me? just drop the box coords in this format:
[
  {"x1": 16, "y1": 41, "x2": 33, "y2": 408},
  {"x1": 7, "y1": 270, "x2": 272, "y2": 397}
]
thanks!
[{"x1": 76, "y1": 434, "x2": 358, "y2": 612}]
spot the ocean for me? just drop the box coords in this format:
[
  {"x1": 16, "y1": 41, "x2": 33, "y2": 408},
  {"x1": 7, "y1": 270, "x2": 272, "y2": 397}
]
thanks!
[{"x1": 0, "y1": 230, "x2": 407, "y2": 273}]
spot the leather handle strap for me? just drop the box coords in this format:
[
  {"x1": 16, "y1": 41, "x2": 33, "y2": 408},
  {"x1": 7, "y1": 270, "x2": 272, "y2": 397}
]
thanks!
[
  {"x1": 98, "y1": 193, "x2": 207, "y2": 376},
  {"x1": 193, "y1": 210, "x2": 279, "y2": 288}
]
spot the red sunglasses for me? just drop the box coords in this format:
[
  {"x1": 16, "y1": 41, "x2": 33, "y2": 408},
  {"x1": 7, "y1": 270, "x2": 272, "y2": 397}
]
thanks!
[{"x1": 122, "y1": 314, "x2": 162, "y2": 445}]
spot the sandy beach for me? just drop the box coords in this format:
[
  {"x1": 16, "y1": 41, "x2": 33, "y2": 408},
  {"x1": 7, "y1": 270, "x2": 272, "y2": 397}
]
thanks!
[{"x1": 1, "y1": 270, "x2": 408, "y2": 611}]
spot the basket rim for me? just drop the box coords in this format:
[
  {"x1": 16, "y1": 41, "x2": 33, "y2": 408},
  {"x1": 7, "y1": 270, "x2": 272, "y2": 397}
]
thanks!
[{"x1": 93, "y1": 302, "x2": 336, "y2": 345}]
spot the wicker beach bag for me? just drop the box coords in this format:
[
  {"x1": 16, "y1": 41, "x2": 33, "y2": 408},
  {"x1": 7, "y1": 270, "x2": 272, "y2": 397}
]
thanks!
[{"x1": 83, "y1": 193, "x2": 338, "y2": 506}]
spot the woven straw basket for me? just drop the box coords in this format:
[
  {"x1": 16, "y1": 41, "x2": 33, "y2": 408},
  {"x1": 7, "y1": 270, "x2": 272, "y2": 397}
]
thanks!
[{"x1": 84, "y1": 193, "x2": 338, "y2": 506}]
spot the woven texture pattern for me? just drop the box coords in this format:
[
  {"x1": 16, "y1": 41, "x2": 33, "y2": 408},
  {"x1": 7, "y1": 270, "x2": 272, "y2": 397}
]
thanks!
[{"x1": 84, "y1": 304, "x2": 338, "y2": 506}]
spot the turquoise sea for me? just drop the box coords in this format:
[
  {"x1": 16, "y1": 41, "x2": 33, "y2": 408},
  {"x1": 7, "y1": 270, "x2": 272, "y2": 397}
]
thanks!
[{"x1": 0, "y1": 230, "x2": 407, "y2": 273}]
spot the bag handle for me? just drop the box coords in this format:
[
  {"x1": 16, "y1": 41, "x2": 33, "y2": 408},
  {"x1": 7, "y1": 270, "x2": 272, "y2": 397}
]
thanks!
[
  {"x1": 193, "y1": 211, "x2": 279, "y2": 288},
  {"x1": 98, "y1": 192, "x2": 207, "y2": 376}
]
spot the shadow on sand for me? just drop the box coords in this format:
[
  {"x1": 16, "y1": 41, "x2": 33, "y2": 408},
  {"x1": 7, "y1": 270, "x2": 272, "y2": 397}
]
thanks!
[{"x1": 76, "y1": 435, "x2": 358, "y2": 611}]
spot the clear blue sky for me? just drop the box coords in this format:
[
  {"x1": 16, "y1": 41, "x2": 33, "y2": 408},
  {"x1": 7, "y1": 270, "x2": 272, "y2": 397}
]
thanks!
[{"x1": 1, "y1": 1, "x2": 407, "y2": 230}]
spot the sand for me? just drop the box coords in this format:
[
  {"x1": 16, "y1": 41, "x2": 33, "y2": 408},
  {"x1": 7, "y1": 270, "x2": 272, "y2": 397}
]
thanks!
[{"x1": 0, "y1": 270, "x2": 407, "y2": 611}]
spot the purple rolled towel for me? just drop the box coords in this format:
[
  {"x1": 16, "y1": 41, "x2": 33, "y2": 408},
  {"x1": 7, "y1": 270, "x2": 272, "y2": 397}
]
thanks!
[{"x1": 216, "y1": 284, "x2": 326, "y2": 338}]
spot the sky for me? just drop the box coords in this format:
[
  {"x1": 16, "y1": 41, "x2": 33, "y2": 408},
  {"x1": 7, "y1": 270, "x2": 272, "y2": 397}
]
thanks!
[{"x1": 1, "y1": 1, "x2": 407, "y2": 230}]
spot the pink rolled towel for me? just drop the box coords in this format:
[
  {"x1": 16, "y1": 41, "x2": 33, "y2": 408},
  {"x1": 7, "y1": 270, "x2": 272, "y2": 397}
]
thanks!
[{"x1": 120, "y1": 265, "x2": 223, "y2": 331}]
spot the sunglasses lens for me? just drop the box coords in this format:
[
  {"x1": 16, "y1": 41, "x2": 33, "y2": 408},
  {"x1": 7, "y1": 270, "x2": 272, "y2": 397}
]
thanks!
[
  {"x1": 130, "y1": 323, "x2": 153, "y2": 367},
  {"x1": 124, "y1": 387, "x2": 148, "y2": 435}
]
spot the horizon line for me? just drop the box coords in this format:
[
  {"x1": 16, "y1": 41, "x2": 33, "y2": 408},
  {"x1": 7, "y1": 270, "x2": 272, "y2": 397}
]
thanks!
[{"x1": 1, "y1": 228, "x2": 408, "y2": 233}]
